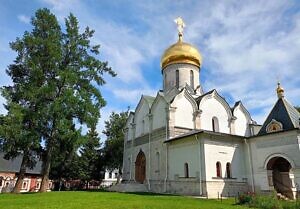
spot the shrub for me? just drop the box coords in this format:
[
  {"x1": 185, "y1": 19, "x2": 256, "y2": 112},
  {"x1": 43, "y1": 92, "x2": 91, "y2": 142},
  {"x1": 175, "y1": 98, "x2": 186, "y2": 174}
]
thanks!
[
  {"x1": 238, "y1": 192, "x2": 254, "y2": 205},
  {"x1": 250, "y1": 192, "x2": 282, "y2": 209}
]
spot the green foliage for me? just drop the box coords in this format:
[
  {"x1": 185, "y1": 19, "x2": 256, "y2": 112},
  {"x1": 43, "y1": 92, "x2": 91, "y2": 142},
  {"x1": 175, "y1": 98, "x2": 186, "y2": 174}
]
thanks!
[
  {"x1": 238, "y1": 192, "x2": 300, "y2": 209},
  {"x1": 102, "y1": 110, "x2": 129, "y2": 172},
  {"x1": 1, "y1": 8, "x2": 115, "y2": 191},
  {"x1": 238, "y1": 192, "x2": 254, "y2": 205},
  {"x1": 250, "y1": 192, "x2": 282, "y2": 209},
  {"x1": 78, "y1": 126, "x2": 102, "y2": 181}
]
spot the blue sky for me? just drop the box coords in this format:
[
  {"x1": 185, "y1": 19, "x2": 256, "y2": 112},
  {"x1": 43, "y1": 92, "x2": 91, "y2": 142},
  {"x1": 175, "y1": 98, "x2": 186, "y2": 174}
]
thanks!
[{"x1": 1, "y1": 0, "x2": 300, "y2": 140}]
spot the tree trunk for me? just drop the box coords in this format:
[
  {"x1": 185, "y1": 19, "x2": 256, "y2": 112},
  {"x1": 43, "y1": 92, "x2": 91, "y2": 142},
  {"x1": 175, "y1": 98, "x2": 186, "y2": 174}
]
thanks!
[
  {"x1": 39, "y1": 145, "x2": 53, "y2": 192},
  {"x1": 12, "y1": 154, "x2": 28, "y2": 193}
]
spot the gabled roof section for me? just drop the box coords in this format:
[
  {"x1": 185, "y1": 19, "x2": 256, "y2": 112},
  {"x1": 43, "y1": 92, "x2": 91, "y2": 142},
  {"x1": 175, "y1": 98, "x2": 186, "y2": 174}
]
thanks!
[
  {"x1": 150, "y1": 91, "x2": 167, "y2": 112},
  {"x1": 257, "y1": 98, "x2": 300, "y2": 135},
  {"x1": 143, "y1": 95, "x2": 155, "y2": 107},
  {"x1": 232, "y1": 101, "x2": 254, "y2": 123},
  {"x1": 0, "y1": 153, "x2": 42, "y2": 175},
  {"x1": 195, "y1": 89, "x2": 215, "y2": 105},
  {"x1": 125, "y1": 111, "x2": 135, "y2": 126},
  {"x1": 196, "y1": 89, "x2": 233, "y2": 118}
]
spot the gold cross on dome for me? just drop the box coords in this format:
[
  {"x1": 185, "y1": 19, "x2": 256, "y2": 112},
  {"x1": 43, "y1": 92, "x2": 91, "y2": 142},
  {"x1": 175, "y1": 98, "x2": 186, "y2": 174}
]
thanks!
[{"x1": 174, "y1": 17, "x2": 185, "y2": 39}]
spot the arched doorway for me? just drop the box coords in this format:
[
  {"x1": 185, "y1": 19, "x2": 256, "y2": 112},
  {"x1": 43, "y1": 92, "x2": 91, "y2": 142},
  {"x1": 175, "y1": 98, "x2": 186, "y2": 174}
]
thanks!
[
  {"x1": 135, "y1": 151, "x2": 146, "y2": 184},
  {"x1": 267, "y1": 156, "x2": 293, "y2": 199}
]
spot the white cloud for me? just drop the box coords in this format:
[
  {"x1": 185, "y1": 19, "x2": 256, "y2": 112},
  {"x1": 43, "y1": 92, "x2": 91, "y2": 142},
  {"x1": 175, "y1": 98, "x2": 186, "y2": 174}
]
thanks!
[
  {"x1": 112, "y1": 88, "x2": 157, "y2": 105},
  {"x1": 12, "y1": 0, "x2": 300, "y2": 127},
  {"x1": 17, "y1": 15, "x2": 30, "y2": 24}
]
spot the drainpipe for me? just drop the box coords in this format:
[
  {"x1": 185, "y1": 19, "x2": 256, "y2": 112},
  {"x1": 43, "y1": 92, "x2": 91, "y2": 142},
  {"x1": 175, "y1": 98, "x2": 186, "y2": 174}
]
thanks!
[
  {"x1": 244, "y1": 138, "x2": 255, "y2": 192},
  {"x1": 195, "y1": 134, "x2": 202, "y2": 195},
  {"x1": 164, "y1": 104, "x2": 170, "y2": 193}
]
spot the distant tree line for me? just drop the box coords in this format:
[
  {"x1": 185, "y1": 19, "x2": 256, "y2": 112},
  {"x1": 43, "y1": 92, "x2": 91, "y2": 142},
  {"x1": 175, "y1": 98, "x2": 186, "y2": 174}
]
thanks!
[{"x1": 0, "y1": 8, "x2": 128, "y2": 193}]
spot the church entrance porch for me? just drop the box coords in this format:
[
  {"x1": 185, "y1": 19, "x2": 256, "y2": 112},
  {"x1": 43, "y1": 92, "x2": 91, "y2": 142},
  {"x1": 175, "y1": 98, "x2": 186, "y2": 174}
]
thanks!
[
  {"x1": 266, "y1": 156, "x2": 295, "y2": 199},
  {"x1": 135, "y1": 151, "x2": 146, "y2": 184}
]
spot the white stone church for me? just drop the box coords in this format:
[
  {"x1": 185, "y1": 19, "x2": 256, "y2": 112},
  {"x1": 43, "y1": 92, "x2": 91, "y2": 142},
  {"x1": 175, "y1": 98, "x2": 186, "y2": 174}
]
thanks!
[{"x1": 119, "y1": 19, "x2": 300, "y2": 199}]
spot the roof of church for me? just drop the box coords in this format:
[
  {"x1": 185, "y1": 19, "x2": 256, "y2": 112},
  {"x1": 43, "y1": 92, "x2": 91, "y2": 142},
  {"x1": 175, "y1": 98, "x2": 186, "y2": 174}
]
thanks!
[
  {"x1": 143, "y1": 95, "x2": 155, "y2": 106},
  {"x1": 0, "y1": 152, "x2": 42, "y2": 175},
  {"x1": 257, "y1": 98, "x2": 300, "y2": 136},
  {"x1": 164, "y1": 129, "x2": 244, "y2": 143}
]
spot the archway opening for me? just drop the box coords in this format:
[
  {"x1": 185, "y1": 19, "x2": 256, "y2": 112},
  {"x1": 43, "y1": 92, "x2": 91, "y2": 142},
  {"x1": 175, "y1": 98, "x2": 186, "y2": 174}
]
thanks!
[
  {"x1": 267, "y1": 156, "x2": 293, "y2": 199},
  {"x1": 135, "y1": 151, "x2": 146, "y2": 184}
]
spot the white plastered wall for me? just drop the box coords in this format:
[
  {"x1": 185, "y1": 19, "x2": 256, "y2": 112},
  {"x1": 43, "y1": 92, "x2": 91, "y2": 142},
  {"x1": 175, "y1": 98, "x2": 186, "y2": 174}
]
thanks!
[
  {"x1": 126, "y1": 114, "x2": 134, "y2": 141},
  {"x1": 203, "y1": 138, "x2": 246, "y2": 181},
  {"x1": 168, "y1": 136, "x2": 199, "y2": 180},
  {"x1": 135, "y1": 99, "x2": 150, "y2": 137},
  {"x1": 233, "y1": 106, "x2": 250, "y2": 136},
  {"x1": 199, "y1": 95, "x2": 231, "y2": 133},
  {"x1": 172, "y1": 91, "x2": 195, "y2": 129},
  {"x1": 152, "y1": 96, "x2": 167, "y2": 130}
]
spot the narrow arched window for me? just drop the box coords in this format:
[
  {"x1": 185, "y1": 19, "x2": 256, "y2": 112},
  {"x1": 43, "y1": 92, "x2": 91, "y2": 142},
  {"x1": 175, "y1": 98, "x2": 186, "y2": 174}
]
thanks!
[
  {"x1": 226, "y1": 162, "x2": 231, "y2": 178},
  {"x1": 184, "y1": 163, "x2": 189, "y2": 178},
  {"x1": 176, "y1": 70, "x2": 179, "y2": 88},
  {"x1": 190, "y1": 70, "x2": 194, "y2": 89},
  {"x1": 216, "y1": 162, "x2": 222, "y2": 177},
  {"x1": 212, "y1": 117, "x2": 219, "y2": 132}
]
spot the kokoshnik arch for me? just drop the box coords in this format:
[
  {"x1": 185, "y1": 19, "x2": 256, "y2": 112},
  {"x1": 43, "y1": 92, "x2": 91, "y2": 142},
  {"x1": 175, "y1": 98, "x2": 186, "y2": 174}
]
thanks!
[{"x1": 117, "y1": 17, "x2": 300, "y2": 199}]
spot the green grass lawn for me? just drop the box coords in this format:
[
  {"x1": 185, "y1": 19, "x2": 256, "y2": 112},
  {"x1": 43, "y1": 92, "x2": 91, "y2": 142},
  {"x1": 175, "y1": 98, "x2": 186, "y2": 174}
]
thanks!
[{"x1": 0, "y1": 191, "x2": 249, "y2": 209}]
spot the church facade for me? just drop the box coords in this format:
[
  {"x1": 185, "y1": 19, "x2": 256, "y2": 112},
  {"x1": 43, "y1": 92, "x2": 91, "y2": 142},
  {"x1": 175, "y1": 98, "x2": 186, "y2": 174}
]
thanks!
[{"x1": 121, "y1": 19, "x2": 300, "y2": 199}]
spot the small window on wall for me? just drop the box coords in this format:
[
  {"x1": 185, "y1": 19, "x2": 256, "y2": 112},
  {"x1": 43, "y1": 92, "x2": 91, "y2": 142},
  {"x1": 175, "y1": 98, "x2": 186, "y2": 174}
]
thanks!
[
  {"x1": 212, "y1": 117, "x2": 219, "y2": 132},
  {"x1": 190, "y1": 70, "x2": 194, "y2": 89},
  {"x1": 22, "y1": 181, "x2": 27, "y2": 190},
  {"x1": 176, "y1": 70, "x2": 179, "y2": 88},
  {"x1": 0, "y1": 176, "x2": 3, "y2": 187},
  {"x1": 36, "y1": 182, "x2": 40, "y2": 189},
  {"x1": 216, "y1": 162, "x2": 222, "y2": 177},
  {"x1": 226, "y1": 162, "x2": 231, "y2": 178},
  {"x1": 109, "y1": 172, "x2": 112, "y2": 179},
  {"x1": 184, "y1": 163, "x2": 189, "y2": 178}
]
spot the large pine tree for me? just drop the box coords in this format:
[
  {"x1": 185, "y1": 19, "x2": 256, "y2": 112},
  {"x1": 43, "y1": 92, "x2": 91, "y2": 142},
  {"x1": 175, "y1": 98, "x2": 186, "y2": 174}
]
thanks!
[{"x1": 1, "y1": 8, "x2": 115, "y2": 192}]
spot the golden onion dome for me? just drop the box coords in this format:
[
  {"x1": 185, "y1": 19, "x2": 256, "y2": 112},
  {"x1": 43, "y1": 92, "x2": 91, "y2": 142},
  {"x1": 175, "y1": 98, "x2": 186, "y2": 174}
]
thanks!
[
  {"x1": 161, "y1": 39, "x2": 202, "y2": 69},
  {"x1": 276, "y1": 82, "x2": 285, "y2": 98}
]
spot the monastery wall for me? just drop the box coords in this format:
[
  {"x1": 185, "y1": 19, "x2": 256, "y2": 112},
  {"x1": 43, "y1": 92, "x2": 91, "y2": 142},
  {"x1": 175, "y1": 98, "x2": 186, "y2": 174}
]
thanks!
[{"x1": 249, "y1": 130, "x2": 300, "y2": 193}]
